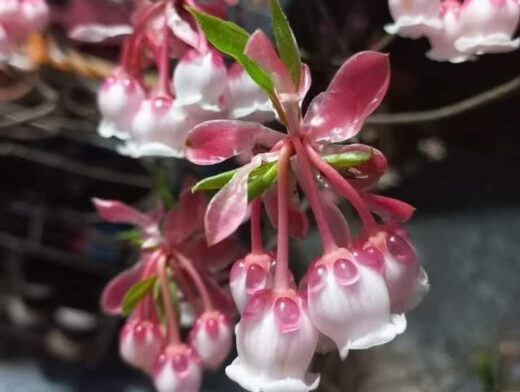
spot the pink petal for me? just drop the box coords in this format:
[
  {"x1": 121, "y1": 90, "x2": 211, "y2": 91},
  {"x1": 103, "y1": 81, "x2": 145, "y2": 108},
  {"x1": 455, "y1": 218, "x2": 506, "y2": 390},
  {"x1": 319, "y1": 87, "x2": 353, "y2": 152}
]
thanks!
[
  {"x1": 185, "y1": 120, "x2": 285, "y2": 165},
  {"x1": 164, "y1": 180, "x2": 207, "y2": 245},
  {"x1": 263, "y1": 186, "x2": 309, "y2": 239},
  {"x1": 244, "y1": 29, "x2": 295, "y2": 94},
  {"x1": 299, "y1": 63, "x2": 312, "y2": 102},
  {"x1": 92, "y1": 198, "x2": 153, "y2": 228},
  {"x1": 319, "y1": 143, "x2": 388, "y2": 191},
  {"x1": 360, "y1": 193, "x2": 415, "y2": 222},
  {"x1": 167, "y1": 7, "x2": 199, "y2": 48},
  {"x1": 200, "y1": 271, "x2": 237, "y2": 316},
  {"x1": 101, "y1": 263, "x2": 144, "y2": 314},
  {"x1": 204, "y1": 156, "x2": 265, "y2": 245},
  {"x1": 303, "y1": 51, "x2": 390, "y2": 143},
  {"x1": 321, "y1": 195, "x2": 352, "y2": 248}
]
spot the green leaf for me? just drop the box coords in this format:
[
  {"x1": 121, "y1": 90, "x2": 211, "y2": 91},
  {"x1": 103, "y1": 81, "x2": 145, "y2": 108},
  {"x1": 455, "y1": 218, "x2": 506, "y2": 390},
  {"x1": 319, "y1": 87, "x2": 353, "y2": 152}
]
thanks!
[
  {"x1": 121, "y1": 276, "x2": 157, "y2": 315},
  {"x1": 187, "y1": 7, "x2": 275, "y2": 97},
  {"x1": 192, "y1": 161, "x2": 277, "y2": 192},
  {"x1": 248, "y1": 163, "x2": 278, "y2": 200},
  {"x1": 192, "y1": 168, "x2": 239, "y2": 192},
  {"x1": 270, "y1": 0, "x2": 301, "y2": 89},
  {"x1": 116, "y1": 228, "x2": 144, "y2": 247},
  {"x1": 322, "y1": 151, "x2": 372, "y2": 169}
]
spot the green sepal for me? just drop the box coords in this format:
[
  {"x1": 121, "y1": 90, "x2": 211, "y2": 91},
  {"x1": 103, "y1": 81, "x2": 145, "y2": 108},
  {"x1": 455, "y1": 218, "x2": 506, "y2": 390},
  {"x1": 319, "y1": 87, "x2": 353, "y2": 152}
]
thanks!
[
  {"x1": 121, "y1": 276, "x2": 157, "y2": 315},
  {"x1": 322, "y1": 150, "x2": 373, "y2": 169}
]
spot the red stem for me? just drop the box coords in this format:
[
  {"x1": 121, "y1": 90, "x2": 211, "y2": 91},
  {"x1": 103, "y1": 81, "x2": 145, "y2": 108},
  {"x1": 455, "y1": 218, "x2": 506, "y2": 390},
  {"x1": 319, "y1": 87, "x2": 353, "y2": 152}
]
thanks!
[
  {"x1": 304, "y1": 140, "x2": 378, "y2": 234},
  {"x1": 173, "y1": 251, "x2": 213, "y2": 312},
  {"x1": 156, "y1": 253, "x2": 181, "y2": 345},
  {"x1": 157, "y1": 3, "x2": 171, "y2": 96},
  {"x1": 250, "y1": 198, "x2": 264, "y2": 255},
  {"x1": 274, "y1": 143, "x2": 293, "y2": 290},
  {"x1": 292, "y1": 137, "x2": 338, "y2": 253}
]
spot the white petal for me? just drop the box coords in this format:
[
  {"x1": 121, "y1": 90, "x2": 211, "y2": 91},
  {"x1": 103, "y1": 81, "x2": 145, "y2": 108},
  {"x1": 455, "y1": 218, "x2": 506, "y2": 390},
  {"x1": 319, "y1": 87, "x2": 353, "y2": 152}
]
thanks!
[{"x1": 69, "y1": 24, "x2": 133, "y2": 43}]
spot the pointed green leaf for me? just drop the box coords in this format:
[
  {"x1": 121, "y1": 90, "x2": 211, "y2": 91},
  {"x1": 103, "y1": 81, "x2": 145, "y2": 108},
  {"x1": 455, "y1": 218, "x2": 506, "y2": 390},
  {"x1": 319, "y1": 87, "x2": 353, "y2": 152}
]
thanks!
[
  {"x1": 121, "y1": 276, "x2": 157, "y2": 315},
  {"x1": 192, "y1": 168, "x2": 239, "y2": 192},
  {"x1": 270, "y1": 0, "x2": 301, "y2": 89},
  {"x1": 187, "y1": 7, "x2": 275, "y2": 97},
  {"x1": 116, "y1": 228, "x2": 144, "y2": 247},
  {"x1": 322, "y1": 151, "x2": 372, "y2": 169},
  {"x1": 248, "y1": 163, "x2": 278, "y2": 200}
]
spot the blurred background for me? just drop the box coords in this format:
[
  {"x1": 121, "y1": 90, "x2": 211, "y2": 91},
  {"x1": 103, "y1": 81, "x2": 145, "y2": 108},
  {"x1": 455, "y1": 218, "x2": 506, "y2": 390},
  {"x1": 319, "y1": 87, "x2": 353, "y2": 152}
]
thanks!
[{"x1": 0, "y1": 0, "x2": 519, "y2": 391}]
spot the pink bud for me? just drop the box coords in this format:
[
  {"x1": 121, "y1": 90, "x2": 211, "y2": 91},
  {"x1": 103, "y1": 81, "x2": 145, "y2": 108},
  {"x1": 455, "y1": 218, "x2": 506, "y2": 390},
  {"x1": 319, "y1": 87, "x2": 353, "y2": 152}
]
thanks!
[
  {"x1": 0, "y1": 0, "x2": 19, "y2": 25},
  {"x1": 153, "y1": 345, "x2": 202, "y2": 392},
  {"x1": 97, "y1": 70, "x2": 146, "y2": 140},
  {"x1": 306, "y1": 248, "x2": 406, "y2": 359},
  {"x1": 119, "y1": 319, "x2": 163, "y2": 372},
  {"x1": 226, "y1": 290, "x2": 320, "y2": 392},
  {"x1": 188, "y1": 311, "x2": 233, "y2": 369},
  {"x1": 456, "y1": 0, "x2": 520, "y2": 55},
  {"x1": 229, "y1": 252, "x2": 274, "y2": 314},
  {"x1": 386, "y1": 0, "x2": 443, "y2": 38}
]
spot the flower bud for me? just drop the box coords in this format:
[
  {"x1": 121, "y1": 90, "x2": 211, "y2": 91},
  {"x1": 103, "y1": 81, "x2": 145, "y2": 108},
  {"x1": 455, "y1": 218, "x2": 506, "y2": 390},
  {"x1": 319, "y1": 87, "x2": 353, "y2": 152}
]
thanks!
[
  {"x1": 226, "y1": 290, "x2": 319, "y2": 392},
  {"x1": 188, "y1": 311, "x2": 233, "y2": 369},
  {"x1": 456, "y1": 0, "x2": 520, "y2": 55},
  {"x1": 360, "y1": 224, "x2": 429, "y2": 314},
  {"x1": 119, "y1": 319, "x2": 163, "y2": 372},
  {"x1": 385, "y1": 0, "x2": 443, "y2": 38},
  {"x1": 229, "y1": 252, "x2": 274, "y2": 314},
  {"x1": 305, "y1": 248, "x2": 405, "y2": 359},
  {"x1": 97, "y1": 70, "x2": 146, "y2": 139},
  {"x1": 153, "y1": 344, "x2": 202, "y2": 392}
]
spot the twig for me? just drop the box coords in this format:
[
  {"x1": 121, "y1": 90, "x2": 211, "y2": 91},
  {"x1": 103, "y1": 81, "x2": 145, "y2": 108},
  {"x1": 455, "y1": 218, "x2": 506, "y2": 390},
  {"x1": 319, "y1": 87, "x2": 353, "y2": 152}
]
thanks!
[
  {"x1": 370, "y1": 34, "x2": 395, "y2": 52},
  {"x1": 312, "y1": 0, "x2": 349, "y2": 56},
  {"x1": 0, "y1": 142, "x2": 152, "y2": 188},
  {"x1": 367, "y1": 75, "x2": 520, "y2": 125}
]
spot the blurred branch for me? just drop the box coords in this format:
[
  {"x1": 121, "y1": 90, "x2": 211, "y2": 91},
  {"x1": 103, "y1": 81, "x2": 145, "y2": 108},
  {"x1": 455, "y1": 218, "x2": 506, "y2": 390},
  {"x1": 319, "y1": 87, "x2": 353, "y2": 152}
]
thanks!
[
  {"x1": 367, "y1": 75, "x2": 520, "y2": 125},
  {"x1": 370, "y1": 34, "x2": 395, "y2": 52},
  {"x1": 0, "y1": 142, "x2": 152, "y2": 188},
  {"x1": 312, "y1": 0, "x2": 349, "y2": 55}
]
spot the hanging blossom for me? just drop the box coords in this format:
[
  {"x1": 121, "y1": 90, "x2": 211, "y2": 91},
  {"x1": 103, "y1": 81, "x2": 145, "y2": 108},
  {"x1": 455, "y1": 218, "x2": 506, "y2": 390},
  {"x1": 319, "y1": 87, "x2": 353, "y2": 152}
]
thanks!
[
  {"x1": 0, "y1": 0, "x2": 49, "y2": 67},
  {"x1": 95, "y1": 0, "x2": 273, "y2": 159},
  {"x1": 385, "y1": 0, "x2": 520, "y2": 63},
  {"x1": 185, "y1": 27, "x2": 429, "y2": 392},
  {"x1": 93, "y1": 178, "x2": 245, "y2": 392}
]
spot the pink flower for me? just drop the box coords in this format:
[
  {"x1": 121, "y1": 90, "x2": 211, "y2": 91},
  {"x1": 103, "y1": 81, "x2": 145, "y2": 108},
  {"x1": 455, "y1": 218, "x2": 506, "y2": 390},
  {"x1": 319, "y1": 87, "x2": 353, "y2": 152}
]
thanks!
[
  {"x1": 426, "y1": 0, "x2": 473, "y2": 63},
  {"x1": 456, "y1": 0, "x2": 520, "y2": 55},
  {"x1": 153, "y1": 345, "x2": 203, "y2": 392},
  {"x1": 188, "y1": 311, "x2": 233, "y2": 369},
  {"x1": 97, "y1": 68, "x2": 146, "y2": 140},
  {"x1": 186, "y1": 33, "x2": 389, "y2": 245},
  {"x1": 226, "y1": 290, "x2": 320, "y2": 392},
  {"x1": 230, "y1": 252, "x2": 276, "y2": 313},
  {"x1": 120, "y1": 319, "x2": 163, "y2": 372},
  {"x1": 304, "y1": 247, "x2": 406, "y2": 359},
  {"x1": 385, "y1": 0, "x2": 443, "y2": 38},
  {"x1": 357, "y1": 222, "x2": 429, "y2": 314}
]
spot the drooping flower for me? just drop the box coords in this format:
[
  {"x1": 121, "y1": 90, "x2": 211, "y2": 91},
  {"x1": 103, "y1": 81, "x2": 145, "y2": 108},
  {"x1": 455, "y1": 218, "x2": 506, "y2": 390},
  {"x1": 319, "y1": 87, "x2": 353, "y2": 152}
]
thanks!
[
  {"x1": 456, "y1": 0, "x2": 520, "y2": 56},
  {"x1": 153, "y1": 344, "x2": 203, "y2": 392},
  {"x1": 304, "y1": 247, "x2": 406, "y2": 359},
  {"x1": 188, "y1": 311, "x2": 233, "y2": 369},
  {"x1": 226, "y1": 290, "x2": 320, "y2": 392},
  {"x1": 385, "y1": 0, "x2": 443, "y2": 38},
  {"x1": 120, "y1": 318, "x2": 163, "y2": 372}
]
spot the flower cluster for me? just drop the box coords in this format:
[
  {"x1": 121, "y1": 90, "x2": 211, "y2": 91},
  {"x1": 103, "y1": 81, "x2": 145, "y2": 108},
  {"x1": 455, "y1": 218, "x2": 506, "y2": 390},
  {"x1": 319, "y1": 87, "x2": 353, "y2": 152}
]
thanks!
[
  {"x1": 185, "y1": 22, "x2": 430, "y2": 392},
  {"x1": 386, "y1": 0, "x2": 520, "y2": 62},
  {"x1": 0, "y1": 0, "x2": 48, "y2": 65},
  {"x1": 93, "y1": 179, "x2": 245, "y2": 392},
  {"x1": 96, "y1": 0, "x2": 273, "y2": 158}
]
